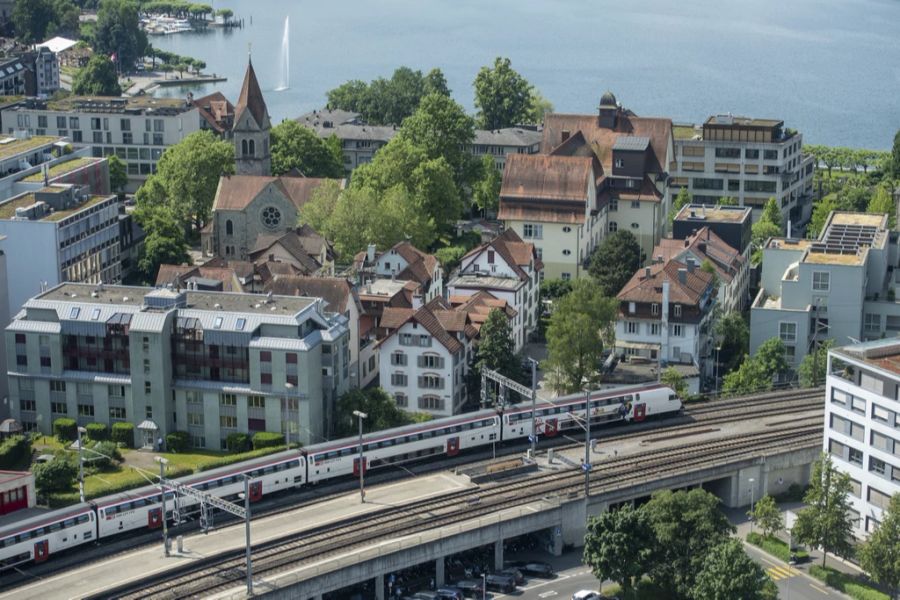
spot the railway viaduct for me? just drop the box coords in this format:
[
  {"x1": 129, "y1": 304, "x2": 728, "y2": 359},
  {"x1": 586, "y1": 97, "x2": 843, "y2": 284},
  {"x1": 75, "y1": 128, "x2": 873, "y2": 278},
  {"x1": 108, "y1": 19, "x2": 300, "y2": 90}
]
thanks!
[{"x1": 220, "y1": 442, "x2": 820, "y2": 600}]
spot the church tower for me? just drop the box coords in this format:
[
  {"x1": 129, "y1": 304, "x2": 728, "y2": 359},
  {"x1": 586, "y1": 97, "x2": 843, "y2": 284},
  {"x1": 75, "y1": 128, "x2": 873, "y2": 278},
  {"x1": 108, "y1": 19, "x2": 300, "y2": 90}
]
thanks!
[{"x1": 233, "y1": 57, "x2": 272, "y2": 176}]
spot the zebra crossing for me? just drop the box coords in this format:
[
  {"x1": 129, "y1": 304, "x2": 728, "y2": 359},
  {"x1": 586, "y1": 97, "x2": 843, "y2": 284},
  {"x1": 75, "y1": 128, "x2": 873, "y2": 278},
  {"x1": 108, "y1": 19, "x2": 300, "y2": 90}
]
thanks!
[{"x1": 767, "y1": 564, "x2": 801, "y2": 581}]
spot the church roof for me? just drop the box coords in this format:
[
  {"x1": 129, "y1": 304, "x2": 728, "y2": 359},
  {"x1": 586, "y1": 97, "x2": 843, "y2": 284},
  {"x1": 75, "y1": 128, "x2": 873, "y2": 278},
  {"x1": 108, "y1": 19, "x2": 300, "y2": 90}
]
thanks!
[
  {"x1": 235, "y1": 59, "x2": 270, "y2": 130},
  {"x1": 213, "y1": 175, "x2": 336, "y2": 212}
]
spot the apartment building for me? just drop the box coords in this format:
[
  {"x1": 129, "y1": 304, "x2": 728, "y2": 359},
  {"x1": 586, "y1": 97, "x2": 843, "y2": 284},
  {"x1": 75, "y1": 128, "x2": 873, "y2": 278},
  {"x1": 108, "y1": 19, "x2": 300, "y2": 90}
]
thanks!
[
  {"x1": 615, "y1": 259, "x2": 717, "y2": 377},
  {"x1": 352, "y1": 241, "x2": 443, "y2": 306},
  {"x1": 0, "y1": 56, "x2": 26, "y2": 97},
  {"x1": 0, "y1": 184, "x2": 121, "y2": 313},
  {"x1": 825, "y1": 339, "x2": 900, "y2": 537},
  {"x1": 6, "y1": 283, "x2": 350, "y2": 448},
  {"x1": 378, "y1": 298, "x2": 475, "y2": 418},
  {"x1": 447, "y1": 229, "x2": 542, "y2": 351},
  {"x1": 671, "y1": 115, "x2": 814, "y2": 224},
  {"x1": 499, "y1": 154, "x2": 605, "y2": 281},
  {"x1": 751, "y1": 211, "x2": 900, "y2": 369},
  {"x1": 673, "y1": 203, "x2": 752, "y2": 255},
  {"x1": 357, "y1": 278, "x2": 416, "y2": 388}
]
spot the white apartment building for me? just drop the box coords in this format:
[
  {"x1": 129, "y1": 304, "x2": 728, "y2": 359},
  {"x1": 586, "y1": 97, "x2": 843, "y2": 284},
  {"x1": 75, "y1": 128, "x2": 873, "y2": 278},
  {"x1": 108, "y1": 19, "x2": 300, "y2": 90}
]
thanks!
[
  {"x1": 378, "y1": 298, "x2": 474, "y2": 418},
  {"x1": 615, "y1": 259, "x2": 717, "y2": 377},
  {"x1": 7, "y1": 96, "x2": 207, "y2": 191},
  {"x1": 672, "y1": 115, "x2": 814, "y2": 225},
  {"x1": 0, "y1": 184, "x2": 121, "y2": 314},
  {"x1": 448, "y1": 229, "x2": 542, "y2": 351},
  {"x1": 6, "y1": 283, "x2": 350, "y2": 448},
  {"x1": 751, "y1": 211, "x2": 900, "y2": 369},
  {"x1": 353, "y1": 241, "x2": 443, "y2": 306},
  {"x1": 826, "y1": 339, "x2": 900, "y2": 537}
]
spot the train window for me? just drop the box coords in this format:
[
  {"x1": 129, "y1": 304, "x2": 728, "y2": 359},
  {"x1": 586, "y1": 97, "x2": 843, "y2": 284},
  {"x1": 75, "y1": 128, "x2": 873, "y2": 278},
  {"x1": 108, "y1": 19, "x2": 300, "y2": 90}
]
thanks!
[
  {"x1": 49, "y1": 522, "x2": 62, "y2": 532},
  {"x1": 63, "y1": 518, "x2": 75, "y2": 527},
  {"x1": 2, "y1": 537, "x2": 13, "y2": 547},
  {"x1": 382, "y1": 439, "x2": 394, "y2": 447},
  {"x1": 263, "y1": 466, "x2": 274, "y2": 474}
]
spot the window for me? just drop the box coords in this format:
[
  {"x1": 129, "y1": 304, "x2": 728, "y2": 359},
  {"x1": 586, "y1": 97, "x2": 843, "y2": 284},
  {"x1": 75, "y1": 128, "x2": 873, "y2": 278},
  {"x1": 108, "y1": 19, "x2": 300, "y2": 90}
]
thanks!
[
  {"x1": 249, "y1": 395, "x2": 266, "y2": 408},
  {"x1": 745, "y1": 148, "x2": 760, "y2": 159},
  {"x1": 562, "y1": 249, "x2": 571, "y2": 256},
  {"x1": 865, "y1": 313, "x2": 881, "y2": 333},
  {"x1": 651, "y1": 303, "x2": 659, "y2": 315},
  {"x1": 394, "y1": 393, "x2": 408, "y2": 408},
  {"x1": 849, "y1": 478, "x2": 862, "y2": 498},
  {"x1": 625, "y1": 322, "x2": 638, "y2": 334},
  {"x1": 715, "y1": 147, "x2": 741, "y2": 158},
  {"x1": 260, "y1": 351, "x2": 272, "y2": 362},
  {"x1": 608, "y1": 222, "x2": 618, "y2": 233},
  {"x1": 487, "y1": 250, "x2": 495, "y2": 264},
  {"x1": 563, "y1": 226, "x2": 572, "y2": 233},
  {"x1": 19, "y1": 399, "x2": 36, "y2": 412},
  {"x1": 51, "y1": 402, "x2": 67, "y2": 414},
  {"x1": 225, "y1": 220, "x2": 233, "y2": 235},
  {"x1": 631, "y1": 222, "x2": 639, "y2": 229},
  {"x1": 109, "y1": 406, "x2": 126, "y2": 419},
  {"x1": 16, "y1": 355, "x2": 26, "y2": 367},
  {"x1": 650, "y1": 323, "x2": 660, "y2": 336},
  {"x1": 609, "y1": 199, "x2": 618, "y2": 212},
  {"x1": 69, "y1": 307, "x2": 80, "y2": 319},
  {"x1": 77, "y1": 404, "x2": 94, "y2": 417},
  {"x1": 869, "y1": 486, "x2": 892, "y2": 510},
  {"x1": 260, "y1": 373, "x2": 272, "y2": 385},
  {"x1": 419, "y1": 374, "x2": 444, "y2": 389},
  {"x1": 50, "y1": 381, "x2": 66, "y2": 393},
  {"x1": 186, "y1": 390, "x2": 201, "y2": 404},
  {"x1": 631, "y1": 200, "x2": 640, "y2": 209},
  {"x1": 522, "y1": 223, "x2": 543, "y2": 239},
  {"x1": 286, "y1": 353, "x2": 297, "y2": 364},
  {"x1": 235, "y1": 318, "x2": 246, "y2": 331},
  {"x1": 144, "y1": 381, "x2": 151, "y2": 395},
  {"x1": 14, "y1": 333, "x2": 25, "y2": 344},
  {"x1": 673, "y1": 304, "x2": 682, "y2": 317},
  {"x1": 779, "y1": 322, "x2": 797, "y2": 343},
  {"x1": 764, "y1": 149, "x2": 778, "y2": 160},
  {"x1": 561, "y1": 272, "x2": 572, "y2": 281},
  {"x1": 286, "y1": 374, "x2": 298, "y2": 386},
  {"x1": 418, "y1": 396, "x2": 445, "y2": 411},
  {"x1": 418, "y1": 334, "x2": 431, "y2": 347},
  {"x1": 745, "y1": 180, "x2": 777, "y2": 193},
  {"x1": 122, "y1": 132, "x2": 133, "y2": 145},
  {"x1": 420, "y1": 355, "x2": 444, "y2": 369},
  {"x1": 90, "y1": 308, "x2": 101, "y2": 321},
  {"x1": 220, "y1": 415, "x2": 238, "y2": 428},
  {"x1": 187, "y1": 412, "x2": 203, "y2": 426},
  {"x1": 672, "y1": 324, "x2": 684, "y2": 337},
  {"x1": 391, "y1": 352, "x2": 407, "y2": 366},
  {"x1": 848, "y1": 447, "x2": 863, "y2": 466},
  {"x1": 391, "y1": 373, "x2": 407, "y2": 386},
  {"x1": 40, "y1": 356, "x2": 51, "y2": 368},
  {"x1": 221, "y1": 394, "x2": 237, "y2": 406},
  {"x1": 213, "y1": 316, "x2": 223, "y2": 329}
]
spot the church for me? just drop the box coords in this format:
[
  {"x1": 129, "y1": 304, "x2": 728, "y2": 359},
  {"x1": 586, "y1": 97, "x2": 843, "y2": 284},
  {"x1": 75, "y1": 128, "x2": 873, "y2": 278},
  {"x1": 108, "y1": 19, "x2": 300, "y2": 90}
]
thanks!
[{"x1": 203, "y1": 58, "x2": 340, "y2": 260}]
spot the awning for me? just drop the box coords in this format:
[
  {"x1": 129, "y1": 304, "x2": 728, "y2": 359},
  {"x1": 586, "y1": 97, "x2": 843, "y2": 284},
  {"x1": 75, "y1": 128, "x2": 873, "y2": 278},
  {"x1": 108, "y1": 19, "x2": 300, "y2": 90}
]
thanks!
[
  {"x1": 616, "y1": 340, "x2": 660, "y2": 351},
  {"x1": 137, "y1": 420, "x2": 158, "y2": 431}
]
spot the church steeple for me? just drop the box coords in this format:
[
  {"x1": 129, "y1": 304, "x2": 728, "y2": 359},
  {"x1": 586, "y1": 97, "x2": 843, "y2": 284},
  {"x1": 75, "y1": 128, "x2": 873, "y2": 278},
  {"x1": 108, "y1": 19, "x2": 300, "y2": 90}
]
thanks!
[{"x1": 233, "y1": 57, "x2": 272, "y2": 176}]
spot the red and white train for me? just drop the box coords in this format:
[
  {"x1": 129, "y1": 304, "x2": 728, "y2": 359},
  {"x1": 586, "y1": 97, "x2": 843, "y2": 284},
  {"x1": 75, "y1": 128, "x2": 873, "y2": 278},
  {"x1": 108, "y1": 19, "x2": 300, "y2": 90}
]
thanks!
[{"x1": 0, "y1": 383, "x2": 680, "y2": 570}]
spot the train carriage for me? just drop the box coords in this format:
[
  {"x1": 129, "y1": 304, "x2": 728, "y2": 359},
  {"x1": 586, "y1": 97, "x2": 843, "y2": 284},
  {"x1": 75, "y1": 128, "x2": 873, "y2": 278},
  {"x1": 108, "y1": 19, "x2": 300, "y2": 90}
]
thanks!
[
  {"x1": 305, "y1": 410, "x2": 501, "y2": 483},
  {"x1": 0, "y1": 504, "x2": 95, "y2": 570}
]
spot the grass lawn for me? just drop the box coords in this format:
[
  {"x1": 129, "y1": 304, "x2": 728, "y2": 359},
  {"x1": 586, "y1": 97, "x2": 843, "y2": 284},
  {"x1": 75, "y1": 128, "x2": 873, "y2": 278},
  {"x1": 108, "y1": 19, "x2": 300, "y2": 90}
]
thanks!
[
  {"x1": 809, "y1": 565, "x2": 889, "y2": 600},
  {"x1": 746, "y1": 532, "x2": 809, "y2": 563}
]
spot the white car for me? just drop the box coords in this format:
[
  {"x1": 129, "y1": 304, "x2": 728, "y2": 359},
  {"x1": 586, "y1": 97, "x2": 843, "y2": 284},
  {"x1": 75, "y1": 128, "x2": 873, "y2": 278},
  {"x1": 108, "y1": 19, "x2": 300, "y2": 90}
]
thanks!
[{"x1": 572, "y1": 592, "x2": 606, "y2": 600}]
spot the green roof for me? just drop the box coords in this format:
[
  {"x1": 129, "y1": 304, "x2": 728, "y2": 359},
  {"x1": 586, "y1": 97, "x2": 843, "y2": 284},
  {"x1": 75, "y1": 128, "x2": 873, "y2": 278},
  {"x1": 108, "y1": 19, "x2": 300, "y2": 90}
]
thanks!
[
  {"x1": 42, "y1": 195, "x2": 111, "y2": 222},
  {"x1": 0, "y1": 136, "x2": 61, "y2": 160},
  {"x1": 673, "y1": 125, "x2": 699, "y2": 140},
  {"x1": 21, "y1": 158, "x2": 99, "y2": 182},
  {"x1": 0, "y1": 192, "x2": 111, "y2": 222}
]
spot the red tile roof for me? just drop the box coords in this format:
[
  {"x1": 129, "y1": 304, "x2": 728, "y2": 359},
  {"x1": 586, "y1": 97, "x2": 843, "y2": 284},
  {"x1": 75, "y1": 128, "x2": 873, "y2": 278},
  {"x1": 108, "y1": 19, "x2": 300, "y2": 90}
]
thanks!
[
  {"x1": 500, "y1": 154, "x2": 593, "y2": 202},
  {"x1": 461, "y1": 228, "x2": 541, "y2": 280},
  {"x1": 617, "y1": 259, "x2": 714, "y2": 306},
  {"x1": 213, "y1": 175, "x2": 333, "y2": 212},
  {"x1": 653, "y1": 227, "x2": 744, "y2": 283},
  {"x1": 263, "y1": 276, "x2": 358, "y2": 314}
]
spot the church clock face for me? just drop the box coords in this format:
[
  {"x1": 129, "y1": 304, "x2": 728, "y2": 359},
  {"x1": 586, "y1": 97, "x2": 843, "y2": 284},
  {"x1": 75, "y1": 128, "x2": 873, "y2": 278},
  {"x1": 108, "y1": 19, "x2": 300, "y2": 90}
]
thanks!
[{"x1": 260, "y1": 206, "x2": 282, "y2": 230}]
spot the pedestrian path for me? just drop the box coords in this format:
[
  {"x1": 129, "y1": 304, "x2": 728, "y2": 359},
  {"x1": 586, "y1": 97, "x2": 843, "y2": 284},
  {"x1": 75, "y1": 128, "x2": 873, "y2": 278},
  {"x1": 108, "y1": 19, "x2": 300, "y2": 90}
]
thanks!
[{"x1": 766, "y1": 564, "x2": 801, "y2": 581}]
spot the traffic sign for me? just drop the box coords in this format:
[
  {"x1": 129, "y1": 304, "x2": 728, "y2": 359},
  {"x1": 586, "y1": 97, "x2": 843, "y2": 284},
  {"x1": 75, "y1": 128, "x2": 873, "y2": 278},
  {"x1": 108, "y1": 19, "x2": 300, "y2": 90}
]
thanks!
[
  {"x1": 528, "y1": 435, "x2": 538, "y2": 443},
  {"x1": 582, "y1": 462, "x2": 592, "y2": 472}
]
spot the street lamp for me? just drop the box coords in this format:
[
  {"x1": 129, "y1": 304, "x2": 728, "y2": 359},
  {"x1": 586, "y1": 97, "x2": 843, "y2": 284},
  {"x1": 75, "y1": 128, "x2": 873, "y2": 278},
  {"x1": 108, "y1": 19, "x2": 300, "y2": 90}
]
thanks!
[
  {"x1": 714, "y1": 345, "x2": 721, "y2": 396},
  {"x1": 481, "y1": 573, "x2": 486, "y2": 599},
  {"x1": 527, "y1": 357, "x2": 539, "y2": 459},
  {"x1": 352, "y1": 410, "x2": 367, "y2": 503},
  {"x1": 284, "y1": 382, "x2": 296, "y2": 448},
  {"x1": 76, "y1": 426, "x2": 87, "y2": 503},
  {"x1": 155, "y1": 456, "x2": 170, "y2": 556},
  {"x1": 748, "y1": 477, "x2": 756, "y2": 535}
]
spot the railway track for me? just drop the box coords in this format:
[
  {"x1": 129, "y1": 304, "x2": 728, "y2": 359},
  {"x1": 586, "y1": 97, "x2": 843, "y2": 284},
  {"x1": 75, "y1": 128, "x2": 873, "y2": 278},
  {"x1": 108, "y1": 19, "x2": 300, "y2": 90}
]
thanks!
[
  {"x1": 103, "y1": 418, "x2": 823, "y2": 599},
  {"x1": 0, "y1": 387, "x2": 825, "y2": 591}
]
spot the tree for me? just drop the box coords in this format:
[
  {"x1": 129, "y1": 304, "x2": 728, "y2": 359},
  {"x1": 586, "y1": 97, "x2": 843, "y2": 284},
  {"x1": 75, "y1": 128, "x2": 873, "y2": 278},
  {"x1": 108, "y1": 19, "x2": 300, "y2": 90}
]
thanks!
[
  {"x1": 527, "y1": 89, "x2": 554, "y2": 125},
  {"x1": 72, "y1": 54, "x2": 122, "y2": 96},
  {"x1": 271, "y1": 120, "x2": 344, "y2": 178},
  {"x1": 476, "y1": 309, "x2": 519, "y2": 379},
  {"x1": 798, "y1": 339, "x2": 834, "y2": 388},
  {"x1": 809, "y1": 194, "x2": 840, "y2": 238},
  {"x1": 793, "y1": 452, "x2": 855, "y2": 567},
  {"x1": 134, "y1": 202, "x2": 190, "y2": 278},
  {"x1": 859, "y1": 493, "x2": 900, "y2": 600},
  {"x1": 643, "y1": 488, "x2": 735, "y2": 598},
  {"x1": 545, "y1": 280, "x2": 616, "y2": 393},
  {"x1": 473, "y1": 155, "x2": 501, "y2": 214},
  {"x1": 661, "y1": 367, "x2": 688, "y2": 398},
  {"x1": 691, "y1": 539, "x2": 774, "y2": 600},
  {"x1": 749, "y1": 494, "x2": 784, "y2": 539},
  {"x1": 324, "y1": 67, "x2": 437, "y2": 126},
  {"x1": 94, "y1": 0, "x2": 148, "y2": 72},
  {"x1": 12, "y1": 0, "x2": 78, "y2": 43},
  {"x1": 891, "y1": 129, "x2": 900, "y2": 180},
  {"x1": 139, "y1": 129, "x2": 234, "y2": 231},
  {"x1": 717, "y1": 196, "x2": 738, "y2": 206},
  {"x1": 868, "y1": 185, "x2": 896, "y2": 228},
  {"x1": 396, "y1": 92, "x2": 477, "y2": 189},
  {"x1": 33, "y1": 456, "x2": 77, "y2": 494},
  {"x1": 107, "y1": 154, "x2": 128, "y2": 194},
  {"x1": 473, "y1": 57, "x2": 533, "y2": 129},
  {"x1": 761, "y1": 197, "x2": 784, "y2": 231},
  {"x1": 334, "y1": 388, "x2": 415, "y2": 437},
  {"x1": 583, "y1": 505, "x2": 655, "y2": 596},
  {"x1": 588, "y1": 230, "x2": 643, "y2": 297},
  {"x1": 423, "y1": 68, "x2": 450, "y2": 97},
  {"x1": 215, "y1": 7, "x2": 233, "y2": 23},
  {"x1": 539, "y1": 278, "x2": 572, "y2": 302},
  {"x1": 755, "y1": 337, "x2": 790, "y2": 381},
  {"x1": 722, "y1": 338, "x2": 789, "y2": 395},
  {"x1": 326, "y1": 79, "x2": 369, "y2": 114},
  {"x1": 668, "y1": 187, "x2": 692, "y2": 227}
]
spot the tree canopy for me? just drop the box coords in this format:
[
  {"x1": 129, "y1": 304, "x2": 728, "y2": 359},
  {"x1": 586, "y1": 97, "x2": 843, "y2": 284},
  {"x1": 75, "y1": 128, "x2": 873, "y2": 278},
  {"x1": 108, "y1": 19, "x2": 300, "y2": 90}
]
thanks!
[
  {"x1": 867, "y1": 185, "x2": 896, "y2": 228},
  {"x1": 12, "y1": 0, "x2": 79, "y2": 43},
  {"x1": 588, "y1": 230, "x2": 643, "y2": 297},
  {"x1": 473, "y1": 155, "x2": 501, "y2": 215},
  {"x1": 271, "y1": 120, "x2": 344, "y2": 178},
  {"x1": 750, "y1": 198, "x2": 784, "y2": 264},
  {"x1": 892, "y1": 130, "x2": 900, "y2": 179},
  {"x1": 107, "y1": 154, "x2": 128, "y2": 193},
  {"x1": 749, "y1": 494, "x2": 784, "y2": 539},
  {"x1": 722, "y1": 337, "x2": 789, "y2": 396},
  {"x1": 475, "y1": 309, "x2": 519, "y2": 381},
  {"x1": 325, "y1": 67, "x2": 450, "y2": 126},
  {"x1": 473, "y1": 57, "x2": 544, "y2": 129},
  {"x1": 798, "y1": 339, "x2": 834, "y2": 388},
  {"x1": 793, "y1": 453, "x2": 856, "y2": 567},
  {"x1": 691, "y1": 539, "x2": 775, "y2": 600},
  {"x1": 334, "y1": 387, "x2": 426, "y2": 437},
  {"x1": 133, "y1": 202, "x2": 190, "y2": 279},
  {"x1": 583, "y1": 504, "x2": 655, "y2": 596},
  {"x1": 859, "y1": 492, "x2": 900, "y2": 600},
  {"x1": 93, "y1": 0, "x2": 148, "y2": 72},
  {"x1": 72, "y1": 54, "x2": 122, "y2": 96},
  {"x1": 661, "y1": 367, "x2": 688, "y2": 399},
  {"x1": 668, "y1": 187, "x2": 691, "y2": 228}
]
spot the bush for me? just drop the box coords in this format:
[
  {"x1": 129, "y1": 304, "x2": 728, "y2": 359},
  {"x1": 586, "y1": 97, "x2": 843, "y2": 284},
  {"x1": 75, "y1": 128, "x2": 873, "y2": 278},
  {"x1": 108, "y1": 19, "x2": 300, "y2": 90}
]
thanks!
[
  {"x1": 85, "y1": 422, "x2": 108, "y2": 441},
  {"x1": 166, "y1": 431, "x2": 190, "y2": 453},
  {"x1": 198, "y1": 446, "x2": 287, "y2": 472},
  {"x1": 251, "y1": 432, "x2": 285, "y2": 450},
  {"x1": 111, "y1": 422, "x2": 135, "y2": 447},
  {"x1": 746, "y1": 532, "x2": 808, "y2": 563},
  {"x1": 809, "y1": 565, "x2": 889, "y2": 600},
  {"x1": 34, "y1": 457, "x2": 78, "y2": 494},
  {"x1": 433, "y1": 245, "x2": 467, "y2": 272},
  {"x1": 0, "y1": 435, "x2": 32, "y2": 469},
  {"x1": 226, "y1": 432, "x2": 251, "y2": 453},
  {"x1": 89, "y1": 441, "x2": 122, "y2": 470},
  {"x1": 53, "y1": 418, "x2": 77, "y2": 442}
]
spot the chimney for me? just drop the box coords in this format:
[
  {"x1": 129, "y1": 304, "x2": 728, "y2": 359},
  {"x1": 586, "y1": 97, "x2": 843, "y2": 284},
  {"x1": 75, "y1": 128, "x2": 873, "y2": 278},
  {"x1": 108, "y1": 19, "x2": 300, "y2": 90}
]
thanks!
[
  {"x1": 698, "y1": 241, "x2": 707, "y2": 254},
  {"x1": 684, "y1": 238, "x2": 690, "y2": 248},
  {"x1": 686, "y1": 259, "x2": 695, "y2": 273},
  {"x1": 561, "y1": 130, "x2": 570, "y2": 142},
  {"x1": 366, "y1": 243, "x2": 376, "y2": 263},
  {"x1": 644, "y1": 266, "x2": 651, "y2": 279},
  {"x1": 678, "y1": 268, "x2": 687, "y2": 284},
  {"x1": 787, "y1": 220, "x2": 792, "y2": 238}
]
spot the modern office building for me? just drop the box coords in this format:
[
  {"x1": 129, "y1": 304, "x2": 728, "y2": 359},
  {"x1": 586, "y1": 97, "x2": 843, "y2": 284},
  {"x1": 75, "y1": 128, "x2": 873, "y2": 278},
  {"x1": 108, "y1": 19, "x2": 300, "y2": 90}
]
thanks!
[
  {"x1": 6, "y1": 283, "x2": 350, "y2": 448},
  {"x1": 826, "y1": 339, "x2": 900, "y2": 537},
  {"x1": 671, "y1": 115, "x2": 814, "y2": 224}
]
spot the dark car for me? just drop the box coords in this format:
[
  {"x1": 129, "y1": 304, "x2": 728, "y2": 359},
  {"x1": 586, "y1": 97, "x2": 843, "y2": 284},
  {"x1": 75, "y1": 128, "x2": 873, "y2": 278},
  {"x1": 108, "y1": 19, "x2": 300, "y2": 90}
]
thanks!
[
  {"x1": 485, "y1": 573, "x2": 516, "y2": 592},
  {"x1": 411, "y1": 593, "x2": 440, "y2": 600},
  {"x1": 454, "y1": 580, "x2": 485, "y2": 599},
  {"x1": 436, "y1": 587, "x2": 465, "y2": 600},
  {"x1": 498, "y1": 567, "x2": 525, "y2": 585},
  {"x1": 508, "y1": 561, "x2": 555, "y2": 577}
]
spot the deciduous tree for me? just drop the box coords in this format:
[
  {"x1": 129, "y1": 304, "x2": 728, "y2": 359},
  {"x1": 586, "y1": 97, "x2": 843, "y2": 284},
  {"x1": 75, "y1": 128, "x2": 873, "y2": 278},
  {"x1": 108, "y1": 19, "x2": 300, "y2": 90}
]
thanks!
[
  {"x1": 72, "y1": 54, "x2": 122, "y2": 96},
  {"x1": 583, "y1": 505, "x2": 655, "y2": 596},
  {"x1": 749, "y1": 494, "x2": 784, "y2": 539},
  {"x1": 722, "y1": 338, "x2": 788, "y2": 395},
  {"x1": 473, "y1": 57, "x2": 533, "y2": 129},
  {"x1": 867, "y1": 185, "x2": 896, "y2": 228},
  {"x1": 271, "y1": 120, "x2": 344, "y2": 178},
  {"x1": 107, "y1": 154, "x2": 128, "y2": 194},
  {"x1": 691, "y1": 539, "x2": 774, "y2": 600},
  {"x1": 12, "y1": 0, "x2": 78, "y2": 43},
  {"x1": 473, "y1": 155, "x2": 501, "y2": 214},
  {"x1": 33, "y1": 456, "x2": 77, "y2": 494},
  {"x1": 476, "y1": 309, "x2": 519, "y2": 379},
  {"x1": 798, "y1": 339, "x2": 834, "y2": 388},
  {"x1": 588, "y1": 230, "x2": 643, "y2": 297},
  {"x1": 423, "y1": 68, "x2": 450, "y2": 97},
  {"x1": 133, "y1": 202, "x2": 190, "y2": 279},
  {"x1": 714, "y1": 312, "x2": 749, "y2": 373},
  {"x1": 890, "y1": 130, "x2": 900, "y2": 179},
  {"x1": 793, "y1": 453, "x2": 856, "y2": 567},
  {"x1": 94, "y1": 0, "x2": 148, "y2": 72},
  {"x1": 661, "y1": 367, "x2": 688, "y2": 399},
  {"x1": 334, "y1": 388, "x2": 418, "y2": 437},
  {"x1": 528, "y1": 90, "x2": 554, "y2": 125},
  {"x1": 668, "y1": 187, "x2": 691, "y2": 227},
  {"x1": 809, "y1": 194, "x2": 840, "y2": 238},
  {"x1": 859, "y1": 493, "x2": 900, "y2": 600}
]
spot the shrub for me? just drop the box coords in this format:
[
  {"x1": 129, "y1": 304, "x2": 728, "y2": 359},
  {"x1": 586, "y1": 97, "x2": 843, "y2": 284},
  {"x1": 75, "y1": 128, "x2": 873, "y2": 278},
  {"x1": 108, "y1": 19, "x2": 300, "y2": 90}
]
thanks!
[
  {"x1": 33, "y1": 457, "x2": 78, "y2": 494},
  {"x1": 165, "y1": 431, "x2": 190, "y2": 453},
  {"x1": 111, "y1": 422, "x2": 135, "y2": 447},
  {"x1": 53, "y1": 418, "x2": 77, "y2": 442},
  {"x1": 746, "y1": 532, "x2": 808, "y2": 563},
  {"x1": 226, "y1": 432, "x2": 251, "y2": 453},
  {"x1": 0, "y1": 435, "x2": 32, "y2": 469},
  {"x1": 809, "y1": 565, "x2": 889, "y2": 600},
  {"x1": 433, "y1": 245, "x2": 467, "y2": 272},
  {"x1": 198, "y1": 446, "x2": 286, "y2": 472},
  {"x1": 89, "y1": 441, "x2": 122, "y2": 470},
  {"x1": 251, "y1": 432, "x2": 285, "y2": 450},
  {"x1": 85, "y1": 422, "x2": 108, "y2": 441}
]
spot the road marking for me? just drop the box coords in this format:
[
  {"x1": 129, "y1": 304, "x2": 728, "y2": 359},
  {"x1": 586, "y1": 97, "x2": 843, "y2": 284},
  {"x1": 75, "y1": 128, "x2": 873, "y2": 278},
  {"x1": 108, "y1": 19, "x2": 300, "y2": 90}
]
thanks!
[
  {"x1": 766, "y1": 565, "x2": 800, "y2": 580},
  {"x1": 811, "y1": 582, "x2": 831, "y2": 595},
  {"x1": 538, "y1": 592, "x2": 558, "y2": 598}
]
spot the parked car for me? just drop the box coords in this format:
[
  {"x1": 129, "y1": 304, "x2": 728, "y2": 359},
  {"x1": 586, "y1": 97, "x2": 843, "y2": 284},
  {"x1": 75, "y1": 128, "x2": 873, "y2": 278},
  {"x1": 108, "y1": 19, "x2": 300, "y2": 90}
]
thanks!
[
  {"x1": 485, "y1": 573, "x2": 516, "y2": 593},
  {"x1": 572, "y1": 592, "x2": 618, "y2": 600},
  {"x1": 411, "y1": 593, "x2": 439, "y2": 600},
  {"x1": 436, "y1": 587, "x2": 465, "y2": 600},
  {"x1": 454, "y1": 580, "x2": 485, "y2": 599},
  {"x1": 508, "y1": 560, "x2": 555, "y2": 577},
  {"x1": 498, "y1": 567, "x2": 524, "y2": 585}
]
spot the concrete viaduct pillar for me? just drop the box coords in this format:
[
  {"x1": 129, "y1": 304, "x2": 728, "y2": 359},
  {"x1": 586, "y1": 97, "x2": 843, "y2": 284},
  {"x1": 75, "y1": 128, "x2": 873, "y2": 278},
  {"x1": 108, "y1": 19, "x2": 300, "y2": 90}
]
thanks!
[
  {"x1": 435, "y1": 556, "x2": 445, "y2": 586},
  {"x1": 376, "y1": 574, "x2": 385, "y2": 600},
  {"x1": 494, "y1": 538, "x2": 504, "y2": 570}
]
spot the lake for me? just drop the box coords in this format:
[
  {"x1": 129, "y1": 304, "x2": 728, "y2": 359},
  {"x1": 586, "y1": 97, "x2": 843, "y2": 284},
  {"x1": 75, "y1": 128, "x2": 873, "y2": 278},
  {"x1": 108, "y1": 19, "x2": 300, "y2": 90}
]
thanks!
[{"x1": 152, "y1": 0, "x2": 900, "y2": 150}]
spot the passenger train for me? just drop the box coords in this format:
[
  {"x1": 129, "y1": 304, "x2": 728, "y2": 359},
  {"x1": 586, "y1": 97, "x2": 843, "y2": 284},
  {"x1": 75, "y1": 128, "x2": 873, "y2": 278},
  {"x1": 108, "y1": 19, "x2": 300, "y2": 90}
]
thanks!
[{"x1": 0, "y1": 384, "x2": 681, "y2": 570}]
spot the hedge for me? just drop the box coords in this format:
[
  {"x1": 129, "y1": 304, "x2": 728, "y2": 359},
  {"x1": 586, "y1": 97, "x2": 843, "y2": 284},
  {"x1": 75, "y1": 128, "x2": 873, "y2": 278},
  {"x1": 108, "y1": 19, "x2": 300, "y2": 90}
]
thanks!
[
  {"x1": 111, "y1": 422, "x2": 134, "y2": 447},
  {"x1": 198, "y1": 446, "x2": 287, "y2": 472},
  {"x1": 809, "y1": 565, "x2": 889, "y2": 600},
  {"x1": 53, "y1": 417, "x2": 77, "y2": 442},
  {"x1": 226, "y1": 432, "x2": 251, "y2": 453},
  {"x1": 746, "y1": 532, "x2": 808, "y2": 563},
  {"x1": 85, "y1": 423, "x2": 108, "y2": 441},
  {"x1": 166, "y1": 431, "x2": 190, "y2": 453},
  {"x1": 0, "y1": 435, "x2": 31, "y2": 469},
  {"x1": 252, "y1": 432, "x2": 284, "y2": 450}
]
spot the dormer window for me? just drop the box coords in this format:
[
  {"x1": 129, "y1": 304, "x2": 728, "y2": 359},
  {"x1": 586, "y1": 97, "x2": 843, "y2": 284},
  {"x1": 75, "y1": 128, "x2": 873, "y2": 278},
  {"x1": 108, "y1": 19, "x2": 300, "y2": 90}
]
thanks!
[{"x1": 615, "y1": 159, "x2": 624, "y2": 168}]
